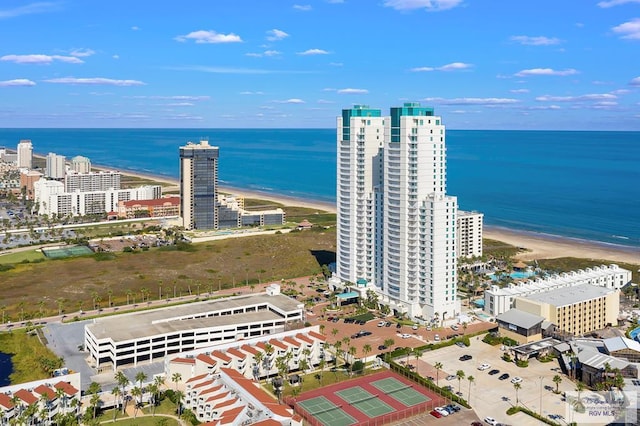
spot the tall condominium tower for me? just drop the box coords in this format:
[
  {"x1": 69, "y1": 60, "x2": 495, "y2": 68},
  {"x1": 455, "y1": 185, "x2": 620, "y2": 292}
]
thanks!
[
  {"x1": 336, "y1": 105, "x2": 385, "y2": 286},
  {"x1": 337, "y1": 103, "x2": 460, "y2": 320},
  {"x1": 17, "y1": 140, "x2": 33, "y2": 169},
  {"x1": 46, "y1": 152, "x2": 66, "y2": 179},
  {"x1": 179, "y1": 140, "x2": 219, "y2": 230}
]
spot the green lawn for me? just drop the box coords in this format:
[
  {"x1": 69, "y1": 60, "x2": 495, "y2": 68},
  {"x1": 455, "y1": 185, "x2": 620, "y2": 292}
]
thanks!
[
  {"x1": 0, "y1": 328, "x2": 63, "y2": 384},
  {"x1": 0, "y1": 249, "x2": 46, "y2": 265}
]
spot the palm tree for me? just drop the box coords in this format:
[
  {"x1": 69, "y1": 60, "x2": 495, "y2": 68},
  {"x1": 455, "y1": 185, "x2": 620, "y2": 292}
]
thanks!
[
  {"x1": 154, "y1": 375, "x2": 166, "y2": 400},
  {"x1": 319, "y1": 324, "x2": 325, "y2": 335},
  {"x1": 513, "y1": 382, "x2": 522, "y2": 405},
  {"x1": 171, "y1": 372, "x2": 182, "y2": 391},
  {"x1": 334, "y1": 341, "x2": 343, "y2": 367},
  {"x1": 318, "y1": 359, "x2": 326, "y2": 384},
  {"x1": 88, "y1": 382, "x2": 101, "y2": 419},
  {"x1": 362, "y1": 344, "x2": 372, "y2": 368},
  {"x1": 575, "y1": 381, "x2": 585, "y2": 403},
  {"x1": 467, "y1": 375, "x2": 475, "y2": 401},
  {"x1": 384, "y1": 338, "x2": 395, "y2": 350},
  {"x1": 148, "y1": 383, "x2": 159, "y2": 416},
  {"x1": 254, "y1": 352, "x2": 264, "y2": 380},
  {"x1": 331, "y1": 328, "x2": 339, "y2": 339},
  {"x1": 135, "y1": 371, "x2": 147, "y2": 395},
  {"x1": 413, "y1": 348, "x2": 423, "y2": 376},
  {"x1": 348, "y1": 346, "x2": 357, "y2": 375},
  {"x1": 456, "y1": 370, "x2": 465, "y2": 393},
  {"x1": 115, "y1": 371, "x2": 129, "y2": 413},
  {"x1": 131, "y1": 387, "x2": 142, "y2": 418},
  {"x1": 111, "y1": 387, "x2": 121, "y2": 421},
  {"x1": 552, "y1": 374, "x2": 562, "y2": 394},
  {"x1": 174, "y1": 390, "x2": 184, "y2": 416},
  {"x1": 434, "y1": 362, "x2": 443, "y2": 386}
]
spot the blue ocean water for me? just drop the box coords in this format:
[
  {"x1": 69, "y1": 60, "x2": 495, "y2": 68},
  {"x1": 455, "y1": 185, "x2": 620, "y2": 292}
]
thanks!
[
  {"x1": 0, "y1": 128, "x2": 638, "y2": 248},
  {"x1": 0, "y1": 352, "x2": 12, "y2": 386}
]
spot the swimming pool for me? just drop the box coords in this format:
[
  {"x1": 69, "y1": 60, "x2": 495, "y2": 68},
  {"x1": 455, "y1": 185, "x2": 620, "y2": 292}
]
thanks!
[
  {"x1": 630, "y1": 326, "x2": 640, "y2": 342},
  {"x1": 489, "y1": 271, "x2": 535, "y2": 281}
]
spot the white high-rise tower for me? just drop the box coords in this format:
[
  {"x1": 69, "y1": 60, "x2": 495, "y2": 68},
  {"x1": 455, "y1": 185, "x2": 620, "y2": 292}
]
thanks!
[
  {"x1": 17, "y1": 140, "x2": 33, "y2": 169},
  {"x1": 337, "y1": 103, "x2": 460, "y2": 320}
]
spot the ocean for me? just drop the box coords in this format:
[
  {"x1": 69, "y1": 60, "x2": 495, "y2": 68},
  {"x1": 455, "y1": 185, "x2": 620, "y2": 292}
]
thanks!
[{"x1": 0, "y1": 128, "x2": 638, "y2": 249}]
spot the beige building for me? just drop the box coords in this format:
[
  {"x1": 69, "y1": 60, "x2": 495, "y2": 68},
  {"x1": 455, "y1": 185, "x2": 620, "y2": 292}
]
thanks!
[
  {"x1": 456, "y1": 209, "x2": 483, "y2": 258},
  {"x1": 515, "y1": 284, "x2": 619, "y2": 336}
]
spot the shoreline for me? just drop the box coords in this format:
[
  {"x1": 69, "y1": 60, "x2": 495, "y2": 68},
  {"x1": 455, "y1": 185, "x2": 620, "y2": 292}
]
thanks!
[{"x1": 65, "y1": 162, "x2": 640, "y2": 266}]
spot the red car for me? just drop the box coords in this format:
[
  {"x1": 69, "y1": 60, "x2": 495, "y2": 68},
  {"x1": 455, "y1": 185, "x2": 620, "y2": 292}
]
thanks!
[{"x1": 430, "y1": 410, "x2": 442, "y2": 418}]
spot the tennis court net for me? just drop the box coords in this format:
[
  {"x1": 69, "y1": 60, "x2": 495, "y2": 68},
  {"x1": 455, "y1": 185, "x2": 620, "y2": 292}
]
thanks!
[
  {"x1": 307, "y1": 404, "x2": 343, "y2": 416},
  {"x1": 349, "y1": 393, "x2": 379, "y2": 405},
  {"x1": 384, "y1": 383, "x2": 413, "y2": 395}
]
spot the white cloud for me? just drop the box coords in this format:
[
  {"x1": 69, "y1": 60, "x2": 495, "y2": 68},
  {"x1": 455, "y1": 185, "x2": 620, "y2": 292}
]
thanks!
[
  {"x1": 131, "y1": 26, "x2": 140, "y2": 31},
  {"x1": 112, "y1": 54, "x2": 120, "y2": 59},
  {"x1": 0, "y1": 79, "x2": 36, "y2": 87},
  {"x1": 329, "y1": 62, "x2": 343, "y2": 67},
  {"x1": 424, "y1": 97, "x2": 520, "y2": 105},
  {"x1": 317, "y1": 99, "x2": 334, "y2": 104},
  {"x1": 510, "y1": 35, "x2": 561, "y2": 46},
  {"x1": 598, "y1": 0, "x2": 640, "y2": 8},
  {"x1": 69, "y1": 48, "x2": 95, "y2": 57},
  {"x1": 1, "y1": 54, "x2": 83, "y2": 64},
  {"x1": 411, "y1": 62, "x2": 472, "y2": 72},
  {"x1": 510, "y1": 89, "x2": 530, "y2": 94},
  {"x1": 337, "y1": 88, "x2": 369, "y2": 94},
  {"x1": 175, "y1": 30, "x2": 242, "y2": 44},
  {"x1": 535, "y1": 93, "x2": 617, "y2": 102},
  {"x1": 528, "y1": 105, "x2": 562, "y2": 110},
  {"x1": 515, "y1": 68, "x2": 579, "y2": 77},
  {"x1": 326, "y1": 0, "x2": 344, "y2": 3},
  {"x1": 297, "y1": 48, "x2": 329, "y2": 55},
  {"x1": 611, "y1": 89, "x2": 630, "y2": 94},
  {"x1": 383, "y1": 0, "x2": 463, "y2": 11},
  {"x1": 612, "y1": 19, "x2": 640, "y2": 40},
  {"x1": 293, "y1": 4, "x2": 312, "y2": 11},
  {"x1": 43, "y1": 77, "x2": 146, "y2": 86},
  {"x1": 0, "y1": 2, "x2": 58, "y2": 19},
  {"x1": 630, "y1": 77, "x2": 640, "y2": 86},
  {"x1": 166, "y1": 102, "x2": 195, "y2": 107},
  {"x1": 276, "y1": 98, "x2": 305, "y2": 104},
  {"x1": 239, "y1": 91, "x2": 264, "y2": 95},
  {"x1": 169, "y1": 65, "x2": 314, "y2": 74},
  {"x1": 130, "y1": 95, "x2": 210, "y2": 101},
  {"x1": 266, "y1": 29, "x2": 289, "y2": 41},
  {"x1": 246, "y1": 50, "x2": 282, "y2": 57}
]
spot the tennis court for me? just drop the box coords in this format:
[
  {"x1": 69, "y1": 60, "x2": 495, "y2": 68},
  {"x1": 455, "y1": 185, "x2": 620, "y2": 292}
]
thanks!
[
  {"x1": 41, "y1": 245, "x2": 94, "y2": 259},
  {"x1": 297, "y1": 396, "x2": 357, "y2": 426},
  {"x1": 371, "y1": 377, "x2": 430, "y2": 407},
  {"x1": 336, "y1": 386, "x2": 395, "y2": 418}
]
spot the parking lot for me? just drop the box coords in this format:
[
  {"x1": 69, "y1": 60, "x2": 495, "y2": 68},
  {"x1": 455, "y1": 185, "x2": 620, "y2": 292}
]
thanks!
[{"x1": 419, "y1": 338, "x2": 578, "y2": 425}]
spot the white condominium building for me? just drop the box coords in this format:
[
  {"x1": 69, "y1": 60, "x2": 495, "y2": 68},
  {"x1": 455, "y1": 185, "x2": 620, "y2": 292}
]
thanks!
[
  {"x1": 484, "y1": 264, "x2": 632, "y2": 316},
  {"x1": 70, "y1": 155, "x2": 91, "y2": 173},
  {"x1": 65, "y1": 169, "x2": 121, "y2": 192},
  {"x1": 336, "y1": 105, "x2": 384, "y2": 287},
  {"x1": 46, "y1": 152, "x2": 66, "y2": 179},
  {"x1": 17, "y1": 139, "x2": 33, "y2": 169},
  {"x1": 457, "y1": 210, "x2": 483, "y2": 258},
  {"x1": 337, "y1": 103, "x2": 460, "y2": 320}
]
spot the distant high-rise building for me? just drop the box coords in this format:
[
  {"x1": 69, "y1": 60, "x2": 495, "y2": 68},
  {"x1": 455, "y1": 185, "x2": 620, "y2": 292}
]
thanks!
[
  {"x1": 71, "y1": 155, "x2": 91, "y2": 173},
  {"x1": 65, "y1": 170, "x2": 121, "y2": 192},
  {"x1": 180, "y1": 140, "x2": 219, "y2": 230},
  {"x1": 457, "y1": 210, "x2": 483, "y2": 258},
  {"x1": 17, "y1": 140, "x2": 33, "y2": 169},
  {"x1": 46, "y1": 152, "x2": 66, "y2": 179},
  {"x1": 337, "y1": 103, "x2": 460, "y2": 320}
]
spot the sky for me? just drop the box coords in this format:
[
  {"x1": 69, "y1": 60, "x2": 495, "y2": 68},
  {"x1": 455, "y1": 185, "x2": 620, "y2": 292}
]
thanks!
[{"x1": 0, "y1": 0, "x2": 639, "y2": 130}]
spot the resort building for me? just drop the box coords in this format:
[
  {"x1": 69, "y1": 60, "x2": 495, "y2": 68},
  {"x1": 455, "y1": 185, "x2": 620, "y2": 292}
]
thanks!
[
  {"x1": 70, "y1": 156, "x2": 91, "y2": 173},
  {"x1": 16, "y1": 139, "x2": 33, "y2": 169},
  {"x1": 19, "y1": 169, "x2": 43, "y2": 200},
  {"x1": 495, "y1": 308, "x2": 545, "y2": 344},
  {"x1": 64, "y1": 170, "x2": 121, "y2": 192},
  {"x1": 34, "y1": 179, "x2": 161, "y2": 217},
  {"x1": 337, "y1": 103, "x2": 460, "y2": 319},
  {"x1": 483, "y1": 264, "x2": 631, "y2": 316},
  {"x1": 603, "y1": 336, "x2": 640, "y2": 363},
  {"x1": 514, "y1": 284, "x2": 619, "y2": 336},
  {"x1": 0, "y1": 373, "x2": 81, "y2": 425},
  {"x1": 456, "y1": 210, "x2": 483, "y2": 258},
  {"x1": 45, "y1": 152, "x2": 66, "y2": 180},
  {"x1": 84, "y1": 287, "x2": 304, "y2": 372},
  {"x1": 117, "y1": 195, "x2": 180, "y2": 219},
  {"x1": 180, "y1": 140, "x2": 219, "y2": 230},
  {"x1": 218, "y1": 195, "x2": 285, "y2": 228},
  {"x1": 167, "y1": 327, "x2": 324, "y2": 425}
]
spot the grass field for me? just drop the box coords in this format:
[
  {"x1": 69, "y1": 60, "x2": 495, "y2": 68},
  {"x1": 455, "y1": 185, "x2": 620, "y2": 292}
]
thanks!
[
  {"x1": 0, "y1": 228, "x2": 337, "y2": 320},
  {"x1": 0, "y1": 328, "x2": 63, "y2": 383},
  {"x1": 0, "y1": 249, "x2": 46, "y2": 265}
]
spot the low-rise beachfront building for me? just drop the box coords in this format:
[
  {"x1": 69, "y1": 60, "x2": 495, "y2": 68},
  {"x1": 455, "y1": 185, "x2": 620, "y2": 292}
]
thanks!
[
  {"x1": 495, "y1": 308, "x2": 545, "y2": 344},
  {"x1": 0, "y1": 373, "x2": 81, "y2": 425},
  {"x1": 603, "y1": 336, "x2": 640, "y2": 363},
  {"x1": 456, "y1": 210, "x2": 483, "y2": 258},
  {"x1": 484, "y1": 264, "x2": 631, "y2": 316},
  {"x1": 117, "y1": 196, "x2": 180, "y2": 219},
  {"x1": 514, "y1": 284, "x2": 619, "y2": 336},
  {"x1": 84, "y1": 287, "x2": 304, "y2": 372}
]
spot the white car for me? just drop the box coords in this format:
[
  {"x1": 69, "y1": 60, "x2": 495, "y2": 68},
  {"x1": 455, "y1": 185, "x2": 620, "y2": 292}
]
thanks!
[
  {"x1": 435, "y1": 406, "x2": 450, "y2": 417},
  {"x1": 484, "y1": 417, "x2": 497, "y2": 425},
  {"x1": 401, "y1": 333, "x2": 412, "y2": 339},
  {"x1": 511, "y1": 376, "x2": 522, "y2": 384},
  {"x1": 378, "y1": 321, "x2": 386, "y2": 327},
  {"x1": 478, "y1": 363, "x2": 491, "y2": 371}
]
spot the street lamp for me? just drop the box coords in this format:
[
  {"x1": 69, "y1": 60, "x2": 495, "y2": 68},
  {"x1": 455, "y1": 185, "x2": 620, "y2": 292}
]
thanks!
[{"x1": 539, "y1": 376, "x2": 543, "y2": 416}]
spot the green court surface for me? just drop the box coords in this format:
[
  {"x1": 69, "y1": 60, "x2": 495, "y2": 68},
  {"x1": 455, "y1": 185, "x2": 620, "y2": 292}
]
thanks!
[
  {"x1": 371, "y1": 377, "x2": 430, "y2": 407},
  {"x1": 41, "y1": 245, "x2": 94, "y2": 259},
  {"x1": 297, "y1": 396, "x2": 356, "y2": 426},
  {"x1": 336, "y1": 386, "x2": 395, "y2": 418}
]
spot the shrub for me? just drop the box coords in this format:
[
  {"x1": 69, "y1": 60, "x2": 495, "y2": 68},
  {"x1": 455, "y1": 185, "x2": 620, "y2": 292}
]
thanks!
[
  {"x1": 483, "y1": 334, "x2": 502, "y2": 345},
  {"x1": 516, "y1": 359, "x2": 529, "y2": 368},
  {"x1": 0, "y1": 264, "x2": 15, "y2": 272},
  {"x1": 502, "y1": 353, "x2": 512, "y2": 362}
]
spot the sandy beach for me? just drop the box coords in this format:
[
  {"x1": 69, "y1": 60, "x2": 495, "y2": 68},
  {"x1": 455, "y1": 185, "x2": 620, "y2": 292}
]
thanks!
[{"x1": 107, "y1": 167, "x2": 640, "y2": 266}]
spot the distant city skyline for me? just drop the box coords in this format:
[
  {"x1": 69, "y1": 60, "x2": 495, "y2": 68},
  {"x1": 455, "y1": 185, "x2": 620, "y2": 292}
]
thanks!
[{"x1": 0, "y1": 0, "x2": 639, "y2": 130}]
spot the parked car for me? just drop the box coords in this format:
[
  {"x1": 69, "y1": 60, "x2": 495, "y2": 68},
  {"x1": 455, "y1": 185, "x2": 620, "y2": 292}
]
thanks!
[
  {"x1": 511, "y1": 376, "x2": 522, "y2": 384},
  {"x1": 446, "y1": 375, "x2": 456, "y2": 381},
  {"x1": 451, "y1": 324, "x2": 459, "y2": 331},
  {"x1": 499, "y1": 373, "x2": 510, "y2": 381},
  {"x1": 445, "y1": 404, "x2": 460, "y2": 412},
  {"x1": 434, "y1": 407, "x2": 450, "y2": 417},
  {"x1": 430, "y1": 409, "x2": 442, "y2": 418},
  {"x1": 434, "y1": 334, "x2": 440, "y2": 341},
  {"x1": 378, "y1": 321, "x2": 386, "y2": 327},
  {"x1": 484, "y1": 417, "x2": 498, "y2": 426},
  {"x1": 396, "y1": 323, "x2": 402, "y2": 329},
  {"x1": 385, "y1": 321, "x2": 392, "y2": 327},
  {"x1": 459, "y1": 354, "x2": 472, "y2": 361},
  {"x1": 378, "y1": 345, "x2": 387, "y2": 350},
  {"x1": 488, "y1": 369, "x2": 500, "y2": 375},
  {"x1": 412, "y1": 324, "x2": 418, "y2": 330},
  {"x1": 478, "y1": 363, "x2": 491, "y2": 371},
  {"x1": 401, "y1": 333, "x2": 412, "y2": 339},
  {"x1": 455, "y1": 341, "x2": 466, "y2": 347}
]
